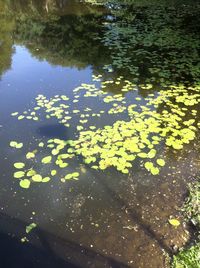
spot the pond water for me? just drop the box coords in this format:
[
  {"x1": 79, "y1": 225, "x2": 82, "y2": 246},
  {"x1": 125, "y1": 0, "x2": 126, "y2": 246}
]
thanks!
[{"x1": 0, "y1": 1, "x2": 200, "y2": 267}]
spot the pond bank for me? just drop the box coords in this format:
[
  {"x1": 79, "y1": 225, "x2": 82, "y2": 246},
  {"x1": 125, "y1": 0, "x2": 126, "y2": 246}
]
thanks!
[{"x1": 171, "y1": 179, "x2": 200, "y2": 267}]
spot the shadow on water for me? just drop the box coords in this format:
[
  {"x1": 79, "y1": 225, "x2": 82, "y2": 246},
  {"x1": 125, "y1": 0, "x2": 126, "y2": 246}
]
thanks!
[
  {"x1": 37, "y1": 124, "x2": 69, "y2": 140},
  {"x1": 0, "y1": 212, "x2": 130, "y2": 268},
  {"x1": 91, "y1": 170, "x2": 174, "y2": 256},
  {"x1": 0, "y1": 232, "x2": 80, "y2": 268}
]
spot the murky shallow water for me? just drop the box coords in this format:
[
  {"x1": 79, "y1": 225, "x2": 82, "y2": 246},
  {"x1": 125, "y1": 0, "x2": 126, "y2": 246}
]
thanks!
[{"x1": 0, "y1": 1, "x2": 200, "y2": 267}]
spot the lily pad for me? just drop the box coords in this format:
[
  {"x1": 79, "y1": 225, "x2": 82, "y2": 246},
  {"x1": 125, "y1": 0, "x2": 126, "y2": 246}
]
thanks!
[
  {"x1": 14, "y1": 171, "x2": 25, "y2": 179},
  {"x1": 14, "y1": 162, "x2": 25, "y2": 169},
  {"x1": 27, "y1": 170, "x2": 36, "y2": 177},
  {"x1": 42, "y1": 177, "x2": 51, "y2": 183},
  {"x1": 51, "y1": 170, "x2": 57, "y2": 176},
  {"x1": 168, "y1": 218, "x2": 180, "y2": 227},
  {"x1": 20, "y1": 179, "x2": 30, "y2": 189},
  {"x1": 26, "y1": 152, "x2": 35, "y2": 159},
  {"x1": 41, "y1": 156, "x2": 52, "y2": 164},
  {"x1": 157, "y1": 159, "x2": 165, "y2": 167},
  {"x1": 32, "y1": 174, "x2": 42, "y2": 182}
]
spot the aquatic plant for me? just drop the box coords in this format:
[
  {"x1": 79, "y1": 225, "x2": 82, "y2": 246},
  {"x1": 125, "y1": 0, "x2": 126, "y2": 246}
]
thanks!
[{"x1": 10, "y1": 74, "x2": 200, "y2": 188}]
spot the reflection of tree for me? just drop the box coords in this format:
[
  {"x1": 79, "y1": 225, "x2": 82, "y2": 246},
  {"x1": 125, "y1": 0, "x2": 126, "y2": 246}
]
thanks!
[
  {"x1": 101, "y1": 1, "x2": 200, "y2": 85},
  {"x1": 0, "y1": 0, "x2": 199, "y2": 86},
  {"x1": 1, "y1": 0, "x2": 104, "y2": 16},
  {"x1": 0, "y1": 1, "x2": 15, "y2": 77},
  {"x1": 0, "y1": 0, "x2": 110, "y2": 76},
  {"x1": 14, "y1": 13, "x2": 111, "y2": 69}
]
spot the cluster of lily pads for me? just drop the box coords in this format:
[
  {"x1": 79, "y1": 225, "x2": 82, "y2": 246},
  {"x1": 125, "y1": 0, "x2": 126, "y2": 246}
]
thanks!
[
  {"x1": 11, "y1": 137, "x2": 81, "y2": 189},
  {"x1": 100, "y1": 3, "x2": 200, "y2": 85},
  {"x1": 10, "y1": 72, "x2": 200, "y2": 188}
]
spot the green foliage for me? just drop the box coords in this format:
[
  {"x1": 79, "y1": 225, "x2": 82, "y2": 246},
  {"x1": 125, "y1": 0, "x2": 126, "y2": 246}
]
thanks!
[
  {"x1": 171, "y1": 243, "x2": 200, "y2": 268},
  {"x1": 0, "y1": 2, "x2": 15, "y2": 76},
  {"x1": 171, "y1": 177, "x2": 200, "y2": 268}
]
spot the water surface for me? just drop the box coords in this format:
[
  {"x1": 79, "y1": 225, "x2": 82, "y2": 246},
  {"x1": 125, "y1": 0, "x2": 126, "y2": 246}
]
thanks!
[{"x1": 0, "y1": 1, "x2": 200, "y2": 267}]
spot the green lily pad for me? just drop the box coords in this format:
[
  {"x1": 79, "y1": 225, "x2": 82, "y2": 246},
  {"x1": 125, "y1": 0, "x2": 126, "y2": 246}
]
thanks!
[
  {"x1": 41, "y1": 156, "x2": 52, "y2": 164},
  {"x1": 150, "y1": 167, "x2": 160, "y2": 175},
  {"x1": 168, "y1": 218, "x2": 180, "y2": 227},
  {"x1": 144, "y1": 162, "x2": 153, "y2": 171},
  {"x1": 157, "y1": 159, "x2": 165, "y2": 167},
  {"x1": 14, "y1": 171, "x2": 25, "y2": 179},
  {"x1": 32, "y1": 174, "x2": 42, "y2": 182},
  {"x1": 10, "y1": 141, "x2": 17, "y2": 147},
  {"x1": 27, "y1": 170, "x2": 36, "y2": 177},
  {"x1": 42, "y1": 177, "x2": 51, "y2": 183},
  {"x1": 20, "y1": 179, "x2": 30, "y2": 189},
  {"x1": 51, "y1": 170, "x2": 57, "y2": 176},
  {"x1": 14, "y1": 162, "x2": 25, "y2": 169},
  {"x1": 65, "y1": 174, "x2": 73, "y2": 180},
  {"x1": 10, "y1": 141, "x2": 23, "y2": 149},
  {"x1": 38, "y1": 142, "x2": 44, "y2": 147},
  {"x1": 16, "y1": 143, "x2": 23, "y2": 149},
  {"x1": 26, "y1": 152, "x2": 35, "y2": 159}
]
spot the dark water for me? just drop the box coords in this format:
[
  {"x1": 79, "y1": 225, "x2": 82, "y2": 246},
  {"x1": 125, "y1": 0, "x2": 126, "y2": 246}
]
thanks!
[{"x1": 0, "y1": 1, "x2": 200, "y2": 267}]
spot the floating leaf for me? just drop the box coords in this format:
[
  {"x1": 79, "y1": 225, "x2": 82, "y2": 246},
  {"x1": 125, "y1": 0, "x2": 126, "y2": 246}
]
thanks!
[
  {"x1": 51, "y1": 149, "x2": 59, "y2": 155},
  {"x1": 20, "y1": 179, "x2": 30, "y2": 189},
  {"x1": 150, "y1": 167, "x2": 160, "y2": 175},
  {"x1": 10, "y1": 141, "x2": 23, "y2": 149},
  {"x1": 38, "y1": 142, "x2": 44, "y2": 147},
  {"x1": 27, "y1": 170, "x2": 36, "y2": 177},
  {"x1": 144, "y1": 162, "x2": 153, "y2": 171},
  {"x1": 11, "y1": 112, "x2": 18, "y2": 116},
  {"x1": 15, "y1": 143, "x2": 23, "y2": 149},
  {"x1": 14, "y1": 171, "x2": 25, "y2": 179},
  {"x1": 10, "y1": 141, "x2": 17, "y2": 147},
  {"x1": 51, "y1": 170, "x2": 57, "y2": 176},
  {"x1": 65, "y1": 174, "x2": 73, "y2": 180},
  {"x1": 26, "y1": 152, "x2": 35, "y2": 159},
  {"x1": 32, "y1": 174, "x2": 42, "y2": 182},
  {"x1": 41, "y1": 156, "x2": 52, "y2": 164},
  {"x1": 18, "y1": 115, "x2": 24, "y2": 120},
  {"x1": 168, "y1": 218, "x2": 180, "y2": 227},
  {"x1": 59, "y1": 162, "x2": 68, "y2": 168},
  {"x1": 157, "y1": 159, "x2": 165, "y2": 167},
  {"x1": 14, "y1": 162, "x2": 25, "y2": 169},
  {"x1": 42, "y1": 177, "x2": 51, "y2": 183}
]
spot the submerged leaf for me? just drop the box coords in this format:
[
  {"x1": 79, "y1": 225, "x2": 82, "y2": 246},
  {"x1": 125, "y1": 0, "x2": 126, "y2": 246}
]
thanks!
[{"x1": 26, "y1": 223, "x2": 37, "y2": 233}]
